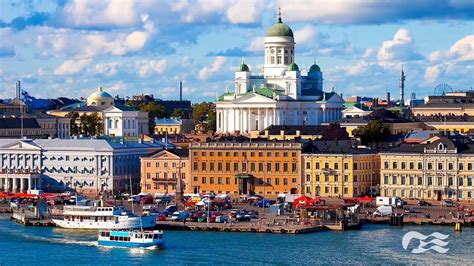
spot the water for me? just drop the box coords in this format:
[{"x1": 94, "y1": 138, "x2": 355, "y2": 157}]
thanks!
[{"x1": 0, "y1": 215, "x2": 472, "y2": 265}]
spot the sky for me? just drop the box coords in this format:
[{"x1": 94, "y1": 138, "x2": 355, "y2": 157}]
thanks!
[{"x1": 0, "y1": 0, "x2": 473, "y2": 103}]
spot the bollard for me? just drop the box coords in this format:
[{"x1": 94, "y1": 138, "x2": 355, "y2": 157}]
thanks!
[{"x1": 455, "y1": 222, "x2": 462, "y2": 232}]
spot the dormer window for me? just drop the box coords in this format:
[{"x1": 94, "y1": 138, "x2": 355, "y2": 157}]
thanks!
[{"x1": 438, "y1": 143, "x2": 444, "y2": 150}]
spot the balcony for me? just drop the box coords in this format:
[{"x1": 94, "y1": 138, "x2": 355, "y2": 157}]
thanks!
[{"x1": 151, "y1": 177, "x2": 177, "y2": 183}]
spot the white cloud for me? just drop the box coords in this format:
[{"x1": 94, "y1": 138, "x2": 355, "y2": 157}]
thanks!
[
  {"x1": 429, "y1": 35, "x2": 474, "y2": 63},
  {"x1": 226, "y1": 0, "x2": 264, "y2": 24},
  {"x1": 54, "y1": 58, "x2": 91, "y2": 75},
  {"x1": 136, "y1": 59, "x2": 168, "y2": 77},
  {"x1": 377, "y1": 28, "x2": 422, "y2": 63},
  {"x1": 424, "y1": 65, "x2": 441, "y2": 82},
  {"x1": 199, "y1": 56, "x2": 226, "y2": 80}
]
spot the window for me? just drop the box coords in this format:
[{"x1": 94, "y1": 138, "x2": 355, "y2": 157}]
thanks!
[
  {"x1": 201, "y1": 162, "x2": 207, "y2": 171},
  {"x1": 210, "y1": 177, "x2": 214, "y2": 184},
  {"x1": 418, "y1": 162, "x2": 423, "y2": 169},
  {"x1": 353, "y1": 163, "x2": 358, "y2": 170},
  {"x1": 292, "y1": 178, "x2": 297, "y2": 183},
  {"x1": 334, "y1": 187, "x2": 339, "y2": 194},
  {"x1": 292, "y1": 163, "x2": 297, "y2": 172},
  {"x1": 438, "y1": 162, "x2": 443, "y2": 170},
  {"x1": 384, "y1": 175, "x2": 389, "y2": 184},
  {"x1": 146, "y1": 173, "x2": 151, "y2": 179},
  {"x1": 146, "y1": 162, "x2": 151, "y2": 167},
  {"x1": 225, "y1": 152, "x2": 230, "y2": 157},
  {"x1": 384, "y1": 161, "x2": 389, "y2": 169},
  {"x1": 306, "y1": 174, "x2": 311, "y2": 182},
  {"x1": 202, "y1": 176, "x2": 206, "y2": 184},
  {"x1": 401, "y1": 176, "x2": 406, "y2": 185},
  {"x1": 401, "y1": 162, "x2": 406, "y2": 169},
  {"x1": 428, "y1": 176, "x2": 433, "y2": 186},
  {"x1": 233, "y1": 152, "x2": 238, "y2": 157},
  {"x1": 283, "y1": 178, "x2": 288, "y2": 185},
  {"x1": 459, "y1": 177, "x2": 464, "y2": 186},
  {"x1": 226, "y1": 162, "x2": 230, "y2": 171},
  {"x1": 324, "y1": 162, "x2": 329, "y2": 169},
  {"x1": 344, "y1": 174, "x2": 349, "y2": 182},
  {"x1": 344, "y1": 187, "x2": 348, "y2": 195},
  {"x1": 202, "y1": 152, "x2": 206, "y2": 156},
  {"x1": 234, "y1": 163, "x2": 239, "y2": 171},
  {"x1": 324, "y1": 174, "x2": 329, "y2": 182},
  {"x1": 259, "y1": 163, "x2": 264, "y2": 172},
  {"x1": 218, "y1": 162, "x2": 222, "y2": 171},
  {"x1": 392, "y1": 175, "x2": 398, "y2": 184},
  {"x1": 250, "y1": 163, "x2": 255, "y2": 172},
  {"x1": 418, "y1": 176, "x2": 422, "y2": 186},
  {"x1": 353, "y1": 175, "x2": 358, "y2": 182},
  {"x1": 468, "y1": 163, "x2": 473, "y2": 170},
  {"x1": 242, "y1": 163, "x2": 247, "y2": 172},
  {"x1": 344, "y1": 163, "x2": 349, "y2": 170},
  {"x1": 325, "y1": 187, "x2": 329, "y2": 193},
  {"x1": 428, "y1": 163, "x2": 433, "y2": 170},
  {"x1": 459, "y1": 163, "x2": 464, "y2": 170},
  {"x1": 275, "y1": 178, "x2": 280, "y2": 185},
  {"x1": 283, "y1": 163, "x2": 288, "y2": 172},
  {"x1": 468, "y1": 177, "x2": 473, "y2": 186},
  {"x1": 226, "y1": 177, "x2": 230, "y2": 184},
  {"x1": 275, "y1": 163, "x2": 280, "y2": 172},
  {"x1": 210, "y1": 152, "x2": 214, "y2": 157},
  {"x1": 438, "y1": 177, "x2": 442, "y2": 186},
  {"x1": 267, "y1": 163, "x2": 272, "y2": 172},
  {"x1": 306, "y1": 162, "x2": 311, "y2": 169},
  {"x1": 258, "y1": 152, "x2": 263, "y2": 157},
  {"x1": 193, "y1": 152, "x2": 198, "y2": 156},
  {"x1": 392, "y1": 162, "x2": 397, "y2": 169},
  {"x1": 267, "y1": 178, "x2": 271, "y2": 185},
  {"x1": 250, "y1": 152, "x2": 255, "y2": 157},
  {"x1": 409, "y1": 176, "x2": 414, "y2": 185},
  {"x1": 409, "y1": 162, "x2": 414, "y2": 170},
  {"x1": 448, "y1": 177, "x2": 453, "y2": 186},
  {"x1": 334, "y1": 163, "x2": 339, "y2": 170},
  {"x1": 193, "y1": 162, "x2": 198, "y2": 171},
  {"x1": 209, "y1": 162, "x2": 214, "y2": 171},
  {"x1": 334, "y1": 174, "x2": 339, "y2": 182}
]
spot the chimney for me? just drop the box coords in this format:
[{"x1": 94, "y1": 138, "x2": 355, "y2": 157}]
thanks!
[
  {"x1": 16, "y1": 80, "x2": 21, "y2": 99},
  {"x1": 296, "y1": 130, "x2": 301, "y2": 137},
  {"x1": 386, "y1": 92, "x2": 391, "y2": 103},
  {"x1": 179, "y1": 81, "x2": 183, "y2": 101}
]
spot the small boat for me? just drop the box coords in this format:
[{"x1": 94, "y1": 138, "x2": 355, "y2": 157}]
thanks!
[{"x1": 98, "y1": 229, "x2": 164, "y2": 248}]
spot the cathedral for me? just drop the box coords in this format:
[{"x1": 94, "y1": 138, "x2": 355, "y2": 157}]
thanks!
[{"x1": 215, "y1": 11, "x2": 344, "y2": 134}]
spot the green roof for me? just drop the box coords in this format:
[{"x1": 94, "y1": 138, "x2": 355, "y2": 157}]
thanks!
[
  {"x1": 89, "y1": 91, "x2": 112, "y2": 98},
  {"x1": 114, "y1": 104, "x2": 136, "y2": 111},
  {"x1": 237, "y1": 62, "x2": 249, "y2": 72},
  {"x1": 309, "y1": 63, "x2": 321, "y2": 73},
  {"x1": 266, "y1": 18, "x2": 293, "y2": 37},
  {"x1": 216, "y1": 92, "x2": 233, "y2": 101},
  {"x1": 288, "y1": 63, "x2": 299, "y2": 71}
]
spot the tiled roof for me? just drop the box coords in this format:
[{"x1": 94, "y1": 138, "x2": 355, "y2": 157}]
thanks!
[
  {"x1": 0, "y1": 118, "x2": 40, "y2": 129},
  {"x1": 302, "y1": 140, "x2": 375, "y2": 154},
  {"x1": 260, "y1": 125, "x2": 326, "y2": 135}
]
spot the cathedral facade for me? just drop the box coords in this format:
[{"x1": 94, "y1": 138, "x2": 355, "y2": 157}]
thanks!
[{"x1": 215, "y1": 13, "x2": 344, "y2": 134}]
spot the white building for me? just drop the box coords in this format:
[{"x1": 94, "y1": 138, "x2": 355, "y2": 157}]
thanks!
[
  {"x1": 103, "y1": 106, "x2": 149, "y2": 137},
  {"x1": 215, "y1": 12, "x2": 344, "y2": 134},
  {"x1": 0, "y1": 138, "x2": 167, "y2": 195}
]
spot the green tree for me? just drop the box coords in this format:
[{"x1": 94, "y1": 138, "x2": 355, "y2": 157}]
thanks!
[
  {"x1": 79, "y1": 113, "x2": 103, "y2": 136},
  {"x1": 138, "y1": 102, "x2": 166, "y2": 134},
  {"x1": 171, "y1": 108, "x2": 184, "y2": 119},
  {"x1": 352, "y1": 120, "x2": 390, "y2": 145},
  {"x1": 192, "y1": 102, "x2": 216, "y2": 132},
  {"x1": 65, "y1": 112, "x2": 80, "y2": 136}
]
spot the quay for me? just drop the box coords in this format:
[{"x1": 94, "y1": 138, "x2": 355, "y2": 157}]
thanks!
[
  {"x1": 364, "y1": 216, "x2": 474, "y2": 227},
  {"x1": 10, "y1": 210, "x2": 55, "y2": 226}
]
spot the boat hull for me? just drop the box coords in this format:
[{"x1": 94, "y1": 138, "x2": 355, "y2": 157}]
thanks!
[
  {"x1": 98, "y1": 239, "x2": 164, "y2": 248},
  {"x1": 52, "y1": 215, "x2": 156, "y2": 230}
]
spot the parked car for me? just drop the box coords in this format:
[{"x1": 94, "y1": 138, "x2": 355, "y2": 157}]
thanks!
[
  {"x1": 417, "y1": 200, "x2": 432, "y2": 206},
  {"x1": 156, "y1": 214, "x2": 167, "y2": 221},
  {"x1": 163, "y1": 205, "x2": 178, "y2": 216},
  {"x1": 170, "y1": 211, "x2": 189, "y2": 222},
  {"x1": 236, "y1": 213, "x2": 251, "y2": 221},
  {"x1": 140, "y1": 195, "x2": 154, "y2": 204},
  {"x1": 442, "y1": 200, "x2": 459, "y2": 207},
  {"x1": 245, "y1": 211, "x2": 259, "y2": 219},
  {"x1": 215, "y1": 215, "x2": 230, "y2": 223},
  {"x1": 128, "y1": 195, "x2": 143, "y2": 203},
  {"x1": 155, "y1": 196, "x2": 172, "y2": 204}
]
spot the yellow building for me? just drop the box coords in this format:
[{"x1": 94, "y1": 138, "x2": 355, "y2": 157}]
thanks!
[
  {"x1": 413, "y1": 91, "x2": 474, "y2": 116},
  {"x1": 154, "y1": 118, "x2": 195, "y2": 135},
  {"x1": 379, "y1": 137, "x2": 474, "y2": 201},
  {"x1": 254, "y1": 124, "x2": 348, "y2": 140},
  {"x1": 302, "y1": 140, "x2": 380, "y2": 197},
  {"x1": 417, "y1": 116, "x2": 474, "y2": 135}
]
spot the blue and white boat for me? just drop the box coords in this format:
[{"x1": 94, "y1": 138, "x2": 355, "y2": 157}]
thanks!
[{"x1": 98, "y1": 229, "x2": 164, "y2": 248}]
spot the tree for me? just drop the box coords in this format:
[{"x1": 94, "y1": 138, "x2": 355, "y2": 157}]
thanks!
[
  {"x1": 138, "y1": 102, "x2": 166, "y2": 134},
  {"x1": 65, "y1": 112, "x2": 80, "y2": 136},
  {"x1": 171, "y1": 108, "x2": 184, "y2": 119},
  {"x1": 352, "y1": 120, "x2": 390, "y2": 145},
  {"x1": 79, "y1": 113, "x2": 103, "y2": 136},
  {"x1": 192, "y1": 102, "x2": 216, "y2": 132}
]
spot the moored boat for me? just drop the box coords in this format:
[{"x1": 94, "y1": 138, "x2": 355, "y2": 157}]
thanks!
[
  {"x1": 52, "y1": 205, "x2": 156, "y2": 229},
  {"x1": 98, "y1": 229, "x2": 164, "y2": 248}
]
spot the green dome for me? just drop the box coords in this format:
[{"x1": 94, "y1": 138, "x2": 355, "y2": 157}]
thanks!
[
  {"x1": 266, "y1": 19, "x2": 294, "y2": 38},
  {"x1": 309, "y1": 63, "x2": 321, "y2": 73},
  {"x1": 288, "y1": 63, "x2": 299, "y2": 71},
  {"x1": 237, "y1": 62, "x2": 250, "y2": 72},
  {"x1": 90, "y1": 91, "x2": 113, "y2": 98}
]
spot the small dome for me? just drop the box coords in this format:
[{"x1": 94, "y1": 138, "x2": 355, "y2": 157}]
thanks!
[
  {"x1": 87, "y1": 87, "x2": 114, "y2": 106},
  {"x1": 89, "y1": 87, "x2": 113, "y2": 99},
  {"x1": 237, "y1": 62, "x2": 250, "y2": 72},
  {"x1": 288, "y1": 63, "x2": 299, "y2": 71},
  {"x1": 309, "y1": 63, "x2": 321, "y2": 73},
  {"x1": 266, "y1": 17, "x2": 293, "y2": 38}
]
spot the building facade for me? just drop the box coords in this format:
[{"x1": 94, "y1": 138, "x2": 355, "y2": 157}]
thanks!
[
  {"x1": 103, "y1": 106, "x2": 149, "y2": 137},
  {"x1": 0, "y1": 138, "x2": 164, "y2": 195},
  {"x1": 379, "y1": 137, "x2": 474, "y2": 201},
  {"x1": 154, "y1": 118, "x2": 195, "y2": 135},
  {"x1": 140, "y1": 149, "x2": 189, "y2": 195},
  {"x1": 413, "y1": 91, "x2": 474, "y2": 116},
  {"x1": 302, "y1": 141, "x2": 380, "y2": 197},
  {"x1": 215, "y1": 13, "x2": 344, "y2": 134},
  {"x1": 189, "y1": 142, "x2": 302, "y2": 197}
]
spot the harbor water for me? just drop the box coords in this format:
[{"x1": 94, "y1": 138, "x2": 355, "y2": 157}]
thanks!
[{"x1": 0, "y1": 215, "x2": 472, "y2": 265}]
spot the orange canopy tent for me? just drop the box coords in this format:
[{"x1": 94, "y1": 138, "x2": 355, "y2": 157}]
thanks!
[
  {"x1": 294, "y1": 195, "x2": 313, "y2": 208},
  {"x1": 40, "y1": 193, "x2": 57, "y2": 199},
  {"x1": 13, "y1": 193, "x2": 37, "y2": 199}
]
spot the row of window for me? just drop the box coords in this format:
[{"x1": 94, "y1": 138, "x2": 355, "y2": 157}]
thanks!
[
  {"x1": 145, "y1": 161, "x2": 186, "y2": 168},
  {"x1": 145, "y1": 172, "x2": 186, "y2": 179},
  {"x1": 383, "y1": 189, "x2": 473, "y2": 199},
  {"x1": 193, "y1": 176, "x2": 298, "y2": 186},
  {"x1": 192, "y1": 161, "x2": 298, "y2": 173},
  {"x1": 192, "y1": 151, "x2": 298, "y2": 158},
  {"x1": 145, "y1": 183, "x2": 177, "y2": 190},
  {"x1": 383, "y1": 175, "x2": 474, "y2": 187},
  {"x1": 305, "y1": 161, "x2": 378, "y2": 171},
  {"x1": 384, "y1": 161, "x2": 474, "y2": 171},
  {"x1": 305, "y1": 173, "x2": 376, "y2": 183}
]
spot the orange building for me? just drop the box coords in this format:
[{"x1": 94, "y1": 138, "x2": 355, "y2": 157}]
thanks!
[
  {"x1": 189, "y1": 142, "x2": 302, "y2": 198},
  {"x1": 140, "y1": 148, "x2": 190, "y2": 195}
]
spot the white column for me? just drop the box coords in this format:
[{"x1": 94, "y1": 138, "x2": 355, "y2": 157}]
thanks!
[
  {"x1": 6, "y1": 178, "x2": 10, "y2": 192},
  {"x1": 233, "y1": 109, "x2": 236, "y2": 133},
  {"x1": 273, "y1": 108, "x2": 276, "y2": 125},
  {"x1": 20, "y1": 178, "x2": 25, "y2": 192},
  {"x1": 264, "y1": 108, "x2": 268, "y2": 129},
  {"x1": 247, "y1": 108, "x2": 251, "y2": 132},
  {"x1": 216, "y1": 109, "x2": 220, "y2": 132},
  {"x1": 12, "y1": 178, "x2": 18, "y2": 193},
  {"x1": 28, "y1": 177, "x2": 32, "y2": 193},
  {"x1": 223, "y1": 109, "x2": 228, "y2": 133}
]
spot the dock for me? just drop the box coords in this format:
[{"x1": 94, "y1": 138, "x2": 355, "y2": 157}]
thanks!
[{"x1": 10, "y1": 210, "x2": 55, "y2": 226}]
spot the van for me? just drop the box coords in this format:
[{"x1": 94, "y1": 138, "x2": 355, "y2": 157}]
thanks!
[
  {"x1": 373, "y1": 205, "x2": 393, "y2": 216},
  {"x1": 376, "y1": 196, "x2": 404, "y2": 207},
  {"x1": 170, "y1": 211, "x2": 188, "y2": 222}
]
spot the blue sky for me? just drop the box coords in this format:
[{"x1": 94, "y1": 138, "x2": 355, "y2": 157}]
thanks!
[{"x1": 0, "y1": 0, "x2": 473, "y2": 102}]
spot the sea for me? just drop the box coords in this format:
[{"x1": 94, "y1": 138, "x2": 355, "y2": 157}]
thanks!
[{"x1": 0, "y1": 215, "x2": 472, "y2": 265}]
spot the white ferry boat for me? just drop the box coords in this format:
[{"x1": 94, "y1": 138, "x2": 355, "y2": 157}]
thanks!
[
  {"x1": 52, "y1": 205, "x2": 156, "y2": 229},
  {"x1": 98, "y1": 229, "x2": 164, "y2": 248}
]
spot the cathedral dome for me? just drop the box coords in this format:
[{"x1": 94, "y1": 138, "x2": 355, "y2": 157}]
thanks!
[
  {"x1": 266, "y1": 15, "x2": 293, "y2": 38},
  {"x1": 87, "y1": 87, "x2": 114, "y2": 106},
  {"x1": 237, "y1": 62, "x2": 250, "y2": 72},
  {"x1": 288, "y1": 63, "x2": 299, "y2": 71},
  {"x1": 309, "y1": 63, "x2": 321, "y2": 73}
]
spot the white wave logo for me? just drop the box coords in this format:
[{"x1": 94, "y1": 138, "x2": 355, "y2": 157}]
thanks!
[{"x1": 402, "y1": 231, "x2": 450, "y2": 254}]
